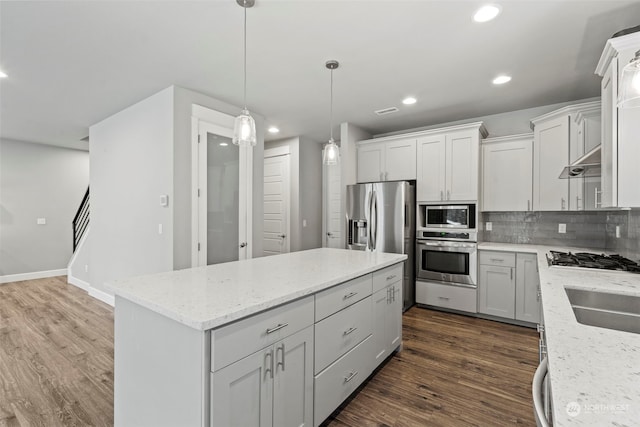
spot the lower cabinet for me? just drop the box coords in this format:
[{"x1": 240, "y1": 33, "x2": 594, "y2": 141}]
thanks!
[
  {"x1": 415, "y1": 280, "x2": 478, "y2": 313},
  {"x1": 372, "y1": 280, "x2": 402, "y2": 365},
  {"x1": 478, "y1": 250, "x2": 541, "y2": 324},
  {"x1": 211, "y1": 326, "x2": 314, "y2": 427}
]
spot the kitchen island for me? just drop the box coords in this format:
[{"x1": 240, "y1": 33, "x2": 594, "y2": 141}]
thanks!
[
  {"x1": 108, "y1": 248, "x2": 406, "y2": 427},
  {"x1": 479, "y1": 243, "x2": 640, "y2": 426}
]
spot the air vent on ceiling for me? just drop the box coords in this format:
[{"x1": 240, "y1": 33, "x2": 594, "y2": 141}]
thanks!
[{"x1": 374, "y1": 107, "x2": 399, "y2": 116}]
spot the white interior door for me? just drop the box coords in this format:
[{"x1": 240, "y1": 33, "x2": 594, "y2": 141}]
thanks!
[
  {"x1": 323, "y1": 162, "x2": 342, "y2": 248},
  {"x1": 192, "y1": 108, "x2": 252, "y2": 267},
  {"x1": 263, "y1": 154, "x2": 290, "y2": 256}
]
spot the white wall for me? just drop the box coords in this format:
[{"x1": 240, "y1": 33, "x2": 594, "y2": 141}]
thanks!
[
  {"x1": 299, "y1": 137, "x2": 322, "y2": 250},
  {"x1": 90, "y1": 88, "x2": 175, "y2": 293},
  {"x1": 173, "y1": 86, "x2": 264, "y2": 265},
  {"x1": 0, "y1": 138, "x2": 89, "y2": 277}
]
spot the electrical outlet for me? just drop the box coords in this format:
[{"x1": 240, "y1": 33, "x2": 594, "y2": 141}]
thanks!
[
  {"x1": 158, "y1": 224, "x2": 163, "y2": 235},
  {"x1": 558, "y1": 223, "x2": 566, "y2": 234},
  {"x1": 37, "y1": 218, "x2": 46, "y2": 225},
  {"x1": 616, "y1": 225, "x2": 621, "y2": 238},
  {"x1": 485, "y1": 222, "x2": 492, "y2": 231},
  {"x1": 303, "y1": 219, "x2": 307, "y2": 227},
  {"x1": 85, "y1": 264, "x2": 89, "y2": 273}
]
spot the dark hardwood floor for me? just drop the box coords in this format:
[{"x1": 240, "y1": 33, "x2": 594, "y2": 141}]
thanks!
[{"x1": 0, "y1": 277, "x2": 537, "y2": 426}]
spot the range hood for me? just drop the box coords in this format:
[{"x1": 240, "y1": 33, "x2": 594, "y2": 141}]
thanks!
[{"x1": 559, "y1": 144, "x2": 601, "y2": 179}]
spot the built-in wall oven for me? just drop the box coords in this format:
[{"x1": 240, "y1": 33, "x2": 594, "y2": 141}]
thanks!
[{"x1": 416, "y1": 230, "x2": 477, "y2": 287}]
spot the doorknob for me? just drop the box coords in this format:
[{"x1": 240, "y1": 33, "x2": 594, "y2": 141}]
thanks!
[
  {"x1": 240, "y1": 242, "x2": 247, "y2": 248},
  {"x1": 278, "y1": 234, "x2": 286, "y2": 238},
  {"x1": 327, "y1": 232, "x2": 333, "y2": 237}
]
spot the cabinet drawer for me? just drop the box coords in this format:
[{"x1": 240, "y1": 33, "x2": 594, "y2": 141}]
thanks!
[
  {"x1": 314, "y1": 296, "x2": 372, "y2": 374},
  {"x1": 372, "y1": 263, "x2": 403, "y2": 293},
  {"x1": 314, "y1": 335, "x2": 373, "y2": 427},
  {"x1": 315, "y1": 274, "x2": 372, "y2": 321},
  {"x1": 416, "y1": 281, "x2": 477, "y2": 313},
  {"x1": 479, "y1": 250, "x2": 516, "y2": 267},
  {"x1": 211, "y1": 295, "x2": 314, "y2": 372}
]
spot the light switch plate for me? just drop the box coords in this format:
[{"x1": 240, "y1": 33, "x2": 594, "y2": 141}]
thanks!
[
  {"x1": 558, "y1": 223, "x2": 566, "y2": 234},
  {"x1": 160, "y1": 194, "x2": 169, "y2": 207},
  {"x1": 616, "y1": 225, "x2": 621, "y2": 238},
  {"x1": 37, "y1": 218, "x2": 46, "y2": 225},
  {"x1": 485, "y1": 222, "x2": 492, "y2": 231}
]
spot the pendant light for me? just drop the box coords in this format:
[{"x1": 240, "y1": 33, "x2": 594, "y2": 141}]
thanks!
[
  {"x1": 323, "y1": 60, "x2": 340, "y2": 166},
  {"x1": 618, "y1": 49, "x2": 640, "y2": 109},
  {"x1": 232, "y1": 0, "x2": 257, "y2": 147}
]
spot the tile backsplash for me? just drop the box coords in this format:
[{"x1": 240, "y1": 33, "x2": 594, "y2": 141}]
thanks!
[{"x1": 480, "y1": 210, "x2": 640, "y2": 262}]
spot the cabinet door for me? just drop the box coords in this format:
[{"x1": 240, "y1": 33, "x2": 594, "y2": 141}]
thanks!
[
  {"x1": 272, "y1": 327, "x2": 313, "y2": 427},
  {"x1": 372, "y1": 287, "x2": 389, "y2": 365},
  {"x1": 533, "y1": 115, "x2": 569, "y2": 210},
  {"x1": 600, "y1": 60, "x2": 617, "y2": 208},
  {"x1": 211, "y1": 347, "x2": 273, "y2": 427},
  {"x1": 387, "y1": 283, "x2": 402, "y2": 352},
  {"x1": 478, "y1": 265, "x2": 515, "y2": 318},
  {"x1": 357, "y1": 143, "x2": 384, "y2": 183},
  {"x1": 482, "y1": 138, "x2": 533, "y2": 211},
  {"x1": 447, "y1": 130, "x2": 479, "y2": 201},
  {"x1": 385, "y1": 139, "x2": 416, "y2": 181},
  {"x1": 416, "y1": 134, "x2": 446, "y2": 202},
  {"x1": 515, "y1": 254, "x2": 541, "y2": 324}
]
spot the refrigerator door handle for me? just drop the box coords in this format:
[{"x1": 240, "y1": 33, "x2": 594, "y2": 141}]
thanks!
[
  {"x1": 367, "y1": 190, "x2": 374, "y2": 251},
  {"x1": 372, "y1": 190, "x2": 378, "y2": 250}
]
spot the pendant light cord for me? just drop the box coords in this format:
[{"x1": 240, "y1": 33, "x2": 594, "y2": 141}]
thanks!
[
  {"x1": 329, "y1": 68, "x2": 334, "y2": 141},
  {"x1": 243, "y1": 2, "x2": 248, "y2": 110}
]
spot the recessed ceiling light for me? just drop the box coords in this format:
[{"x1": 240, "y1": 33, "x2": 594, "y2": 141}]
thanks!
[
  {"x1": 268, "y1": 126, "x2": 280, "y2": 134},
  {"x1": 402, "y1": 97, "x2": 417, "y2": 105},
  {"x1": 492, "y1": 75, "x2": 512, "y2": 85},
  {"x1": 0, "y1": 70, "x2": 7, "y2": 78},
  {"x1": 219, "y1": 142, "x2": 229, "y2": 147},
  {"x1": 474, "y1": 4, "x2": 501, "y2": 23}
]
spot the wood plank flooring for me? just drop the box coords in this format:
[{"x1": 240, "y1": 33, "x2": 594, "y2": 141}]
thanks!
[
  {"x1": 0, "y1": 277, "x2": 538, "y2": 426},
  {"x1": 323, "y1": 307, "x2": 539, "y2": 426},
  {"x1": 0, "y1": 276, "x2": 114, "y2": 426}
]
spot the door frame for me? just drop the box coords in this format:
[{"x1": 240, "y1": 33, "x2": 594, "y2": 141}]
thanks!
[
  {"x1": 191, "y1": 105, "x2": 253, "y2": 267},
  {"x1": 263, "y1": 146, "x2": 291, "y2": 255}
]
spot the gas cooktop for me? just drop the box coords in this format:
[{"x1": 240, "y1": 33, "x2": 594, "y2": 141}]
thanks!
[{"x1": 547, "y1": 250, "x2": 640, "y2": 273}]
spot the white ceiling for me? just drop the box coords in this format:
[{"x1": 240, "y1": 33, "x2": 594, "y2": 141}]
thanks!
[{"x1": 1, "y1": 1, "x2": 639, "y2": 150}]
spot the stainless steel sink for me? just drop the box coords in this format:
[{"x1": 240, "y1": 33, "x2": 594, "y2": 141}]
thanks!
[{"x1": 565, "y1": 288, "x2": 640, "y2": 334}]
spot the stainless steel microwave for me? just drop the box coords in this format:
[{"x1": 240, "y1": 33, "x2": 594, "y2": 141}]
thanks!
[{"x1": 424, "y1": 204, "x2": 475, "y2": 229}]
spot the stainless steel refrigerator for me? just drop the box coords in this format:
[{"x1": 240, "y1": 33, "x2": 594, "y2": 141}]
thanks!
[{"x1": 346, "y1": 181, "x2": 415, "y2": 311}]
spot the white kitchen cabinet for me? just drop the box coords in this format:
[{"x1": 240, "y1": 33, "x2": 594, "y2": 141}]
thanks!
[
  {"x1": 481, "y1": 134, "x2": 533, "y2": 212},
  {"x1": 530, "y1": 101, "x2": 601, "y2": 211},
  {"x1": 531, "y1": 114, "x2": 569, "y2": 211},
  {"x1": 356, "y1": 138, "x2": 416, "y2": 183},
  {"x1": 478, "y1": 250, "x2": 540, "y2": 324},
  {"x1": 372, "y1": 281, "x2": 402, "y2": 365},
  {"x1": 211, "y1": 326, "x2": 314, "y2": 427},
  {"x1": 596, "y1": 31, "x2": 640, "y2": 208},
  {"x1": 515, "y1": 253, "x2": 541, "y2": 324},
  {"x1": 569, "y1": 104, "x2": 601, "y2": 211},
  {"x1": 416, "y1": 122, "x2": 487, "y2": 203}
]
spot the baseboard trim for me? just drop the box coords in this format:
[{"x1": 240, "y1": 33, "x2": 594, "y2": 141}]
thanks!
[
  {"x1": 89, "y1": 286, "x2": 115, "y2": 307},
  {"x1": 67, "y1": 275, "x2": 90, "y2": 292},
  {"x1": 0, "y1": 269, "x2": 68, "y2": 284}
]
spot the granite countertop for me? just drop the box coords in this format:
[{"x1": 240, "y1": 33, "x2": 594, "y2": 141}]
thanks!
[
  {"x1": 107, "y1": 248, "x2": 406, "y2": 331},
  {"x1": 479, "y1": 242, "x2": 640, "y2": 426}
]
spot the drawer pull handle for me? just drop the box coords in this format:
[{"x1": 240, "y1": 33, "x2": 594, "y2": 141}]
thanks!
[
  {"x1": 438, "y1": 296, "x2": 450, "y2": 301},
  {"x1": 266, "y1": 323, "x2": 288, "y2": 334},
  {"x1": 343, "y1": 327, "x2": 358, "y2": 336},
  {"x1": 343, "y1": 292, "x2": 358, "y2": 300},
  {"x1": 386, "y1": 274, "x2": 396, "y2": 281},
  {"x1": 344, "y1": 371, "x2": 359, "y2": 383},
  {"x1": 490, "y1": 258, "x2": 504, "y2": 262}
]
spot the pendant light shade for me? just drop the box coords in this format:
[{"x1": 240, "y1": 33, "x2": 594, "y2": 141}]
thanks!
[
  {"x1": 233, "y1": 0, "x2": 257, "y2": 146},
  {"x1": 618, "y1": 49, "x2": 640, "y2": 109},
  {"x1": 233, "y1": 108, "x2": 257, "y2": 147},
  {"x1": 323, "y1": 60, "x2": 340, "y2": 166}
]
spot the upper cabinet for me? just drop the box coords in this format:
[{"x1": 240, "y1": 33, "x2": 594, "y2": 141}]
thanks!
[
  {"x1": 481, "y1": 134, "x2": 533, "y2": 212},
  {"x1": 416, "y1": 123, "x2": 487, "y2": 203},
  {"x1": 356, "y1": 138, "x2": 416, "y2": 183},
  {"x1": 529, "y1": 100, "x2": 600, "y2": 211},
  {"x1": 595, "y1": 31, "x2": 640, "y2": 208}
]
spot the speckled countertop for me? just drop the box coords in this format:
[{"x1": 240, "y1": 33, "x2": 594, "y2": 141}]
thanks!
[
  {"x1": 479, "y1": 243, "x2": 640, "y2": 426},
  {"x1": 107, "y1": 248, "x2": 406, "y2": 331}
]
